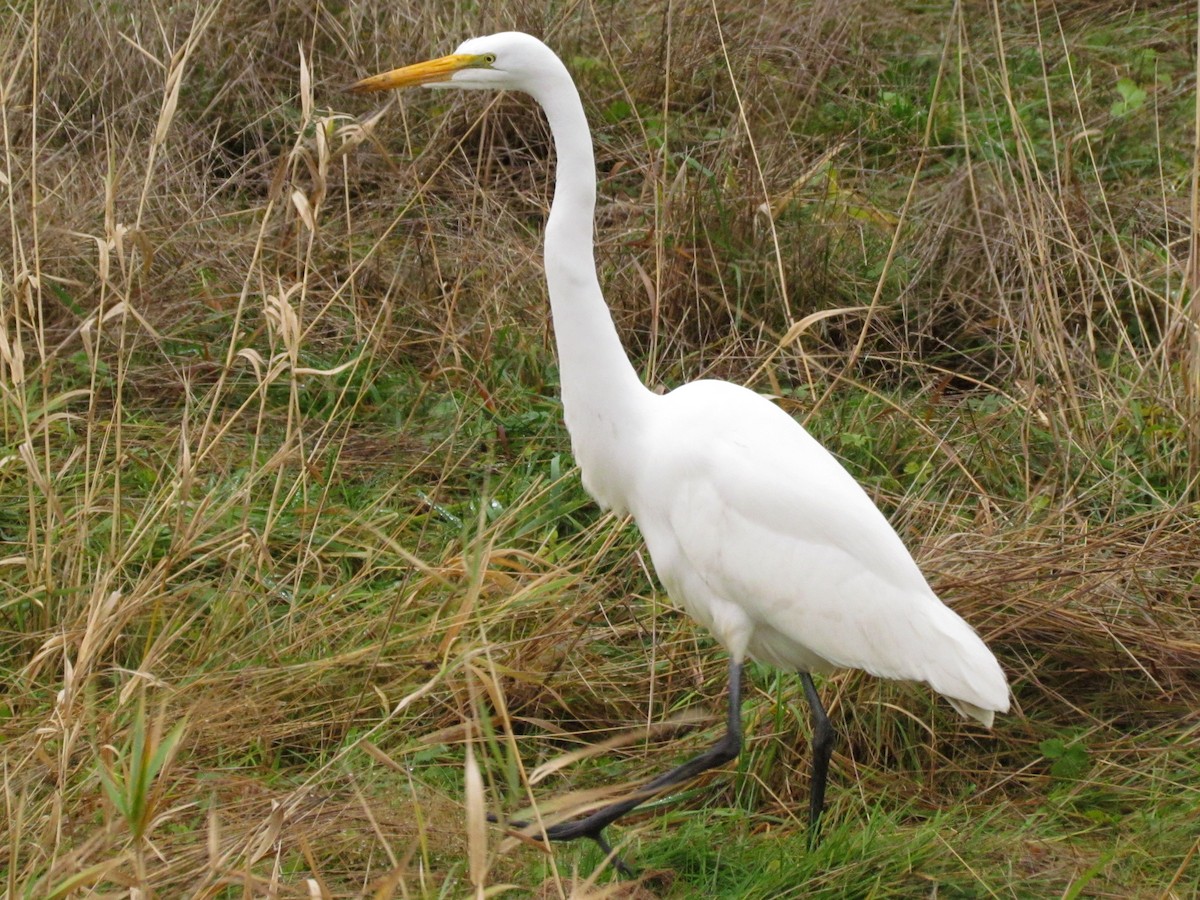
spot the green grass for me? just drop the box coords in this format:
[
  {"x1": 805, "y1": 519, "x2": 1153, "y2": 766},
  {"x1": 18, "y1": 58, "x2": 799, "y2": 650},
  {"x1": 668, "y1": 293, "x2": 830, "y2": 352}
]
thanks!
[{"x1": 2, "y1": 0, "x2": 1200, "y2": 897}]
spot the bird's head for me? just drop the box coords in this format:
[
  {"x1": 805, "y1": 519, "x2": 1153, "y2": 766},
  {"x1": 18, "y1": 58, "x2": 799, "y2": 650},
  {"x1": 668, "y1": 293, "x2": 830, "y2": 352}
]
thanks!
[{"x1": 349, "y1": 32, "x2": 559, "y2": 97}]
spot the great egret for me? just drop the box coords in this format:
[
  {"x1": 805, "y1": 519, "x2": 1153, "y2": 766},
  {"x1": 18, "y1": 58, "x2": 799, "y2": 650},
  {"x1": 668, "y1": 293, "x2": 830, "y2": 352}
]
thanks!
[{"x1": 351, "y1": 31, "x2": 1008, "y2": 868}]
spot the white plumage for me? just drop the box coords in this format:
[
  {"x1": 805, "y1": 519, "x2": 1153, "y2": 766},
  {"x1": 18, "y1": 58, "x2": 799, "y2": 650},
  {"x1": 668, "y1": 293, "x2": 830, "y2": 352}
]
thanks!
[
  {"x1": 632, "y1": 380, "x2": 1007, "y2": 724},
  {"x1": 352, "y1": 30, "x2": 1008, "y2": 869}
]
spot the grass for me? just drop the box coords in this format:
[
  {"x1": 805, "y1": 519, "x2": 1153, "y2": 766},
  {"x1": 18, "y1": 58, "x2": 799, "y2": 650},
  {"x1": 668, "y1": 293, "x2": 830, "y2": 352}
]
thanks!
[{"x1": 2, "y1": 0, "x2": 1199, "y2": 896}]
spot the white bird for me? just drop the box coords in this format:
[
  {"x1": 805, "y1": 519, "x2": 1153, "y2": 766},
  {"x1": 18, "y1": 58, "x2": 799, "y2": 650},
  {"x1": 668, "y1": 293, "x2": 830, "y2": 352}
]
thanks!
[{"x1": 351, "y1": 31, "x2": 1008, "y2": 869}]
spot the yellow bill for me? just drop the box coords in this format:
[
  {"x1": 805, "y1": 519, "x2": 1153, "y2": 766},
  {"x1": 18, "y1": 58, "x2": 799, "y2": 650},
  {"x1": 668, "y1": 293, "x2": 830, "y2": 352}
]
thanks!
[{"x1": 349, "y1": 53, "x2": 482, "y2": 94}]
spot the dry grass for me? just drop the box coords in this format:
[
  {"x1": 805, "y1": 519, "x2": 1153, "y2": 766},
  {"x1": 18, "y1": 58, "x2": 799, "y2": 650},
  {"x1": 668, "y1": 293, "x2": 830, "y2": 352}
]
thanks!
[{"x1": 2, "y1": 0, "x2": 1199, "y2": 896}]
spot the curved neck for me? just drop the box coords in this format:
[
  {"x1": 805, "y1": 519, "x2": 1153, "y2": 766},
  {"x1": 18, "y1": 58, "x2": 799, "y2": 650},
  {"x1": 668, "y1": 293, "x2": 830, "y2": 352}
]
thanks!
[
  {"x1": 526, "y1": 62, "x2": 650, "y2": 510},
  {"x1": 529, "y1": 68, "x2": 646, "y2": 408}
]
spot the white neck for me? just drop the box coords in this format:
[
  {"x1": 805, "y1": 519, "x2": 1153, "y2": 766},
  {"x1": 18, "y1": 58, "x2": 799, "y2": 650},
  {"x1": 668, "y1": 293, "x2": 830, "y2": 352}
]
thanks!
[{"x1": 527, "y1": 60, "x2": 652, "y2": 511}]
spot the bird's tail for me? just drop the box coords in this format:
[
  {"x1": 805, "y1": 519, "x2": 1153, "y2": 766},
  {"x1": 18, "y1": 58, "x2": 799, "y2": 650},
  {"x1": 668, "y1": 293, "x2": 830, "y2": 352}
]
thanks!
[
  {"x1": 944, "y1": 695, "x2": 997, "y2": 728},
  {"x1": 923, "y1": 604, "x2": 1009, "y2": 726}
]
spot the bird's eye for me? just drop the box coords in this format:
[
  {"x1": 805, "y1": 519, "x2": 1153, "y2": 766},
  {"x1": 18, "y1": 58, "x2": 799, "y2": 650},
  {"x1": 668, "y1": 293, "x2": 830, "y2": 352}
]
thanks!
[{"x1": 482, "y1": 53, "x2": 496, "y2": 64}]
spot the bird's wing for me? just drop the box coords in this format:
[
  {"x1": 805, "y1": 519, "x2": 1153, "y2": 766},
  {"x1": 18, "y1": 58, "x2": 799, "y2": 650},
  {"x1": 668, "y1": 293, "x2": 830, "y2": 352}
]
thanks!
[{"x1": 634, "y1": 381, "x2": 1008, "y2": 716}]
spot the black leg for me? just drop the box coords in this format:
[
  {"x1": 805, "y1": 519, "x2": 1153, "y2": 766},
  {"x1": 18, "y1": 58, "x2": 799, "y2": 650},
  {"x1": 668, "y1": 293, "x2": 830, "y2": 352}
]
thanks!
[
  {"x1": 800, "y1": 671, "x2": 835, "y2": 847},
  {"x1": 591, "y1": 830, "x2": 634, "y2": 879},
  {"x1": 497, "y1": 657, "x2": 745, "y2": 871}
]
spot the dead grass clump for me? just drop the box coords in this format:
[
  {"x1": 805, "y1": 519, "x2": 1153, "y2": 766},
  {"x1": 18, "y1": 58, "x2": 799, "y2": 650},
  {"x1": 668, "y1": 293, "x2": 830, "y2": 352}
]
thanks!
[{"x1": 938, "y1": 508, "x2": 1200, "y2": 706}]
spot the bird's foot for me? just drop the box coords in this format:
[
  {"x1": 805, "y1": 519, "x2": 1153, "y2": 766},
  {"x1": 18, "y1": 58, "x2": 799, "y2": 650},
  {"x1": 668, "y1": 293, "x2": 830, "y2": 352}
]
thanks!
[
  {"x1": 806, "y1": 817, "x2": 823, "y2": 852},
  {"x1": 488, "y1": 811, "x2": 636, "y2": 878}
]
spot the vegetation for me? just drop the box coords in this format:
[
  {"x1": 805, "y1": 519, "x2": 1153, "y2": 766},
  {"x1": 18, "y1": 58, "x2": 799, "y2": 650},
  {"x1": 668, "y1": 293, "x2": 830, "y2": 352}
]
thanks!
[{"x1": 2, "y1": 0, "x2": 1198, "y2": 896}]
